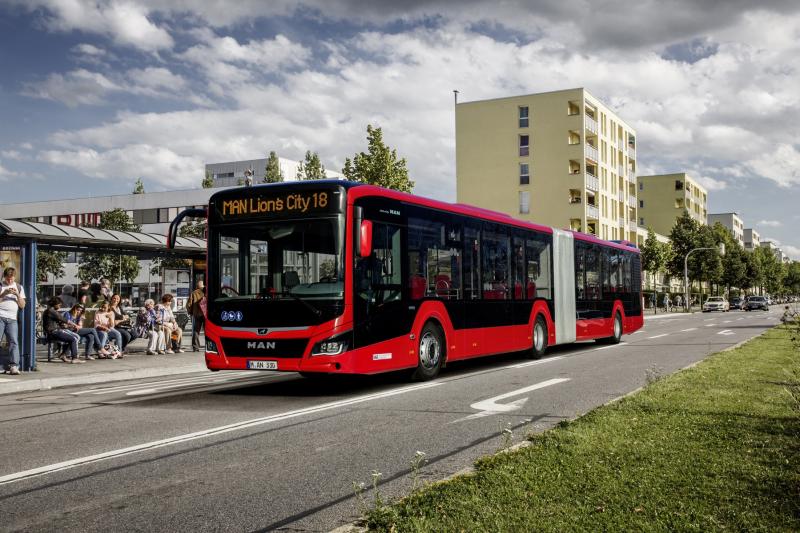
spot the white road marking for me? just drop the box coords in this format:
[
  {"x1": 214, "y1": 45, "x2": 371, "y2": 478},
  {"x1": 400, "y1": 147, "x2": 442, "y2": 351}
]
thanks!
[
  {"x1": 723, "y1": 320, "x2": 732, "y2": 323},
  {"x1": 0, "y1": 377, "x2": 15, "y2": 382},
  {"x1": 595, "y1": 342, "x2": 627, "y2": 351},
  {"x1": 453, "y1": 378, "x2": 571, "y2": 423},
  {"x1": 648, "y1": 334, "x2": 669, "y2": 339},
  {"x1": 629, "y1": 330, "x2": 643, "y2": 335},
  {"x1": 704, "y1": 318, "x2": 715, "y2": 321},
  {"x1": 510, "y1": 356, "x2": 565, "y2": 369},
  {"x1": 705, "y1": 324, "x2": 716, "y2": 327},
  {"x1": 0, "y1": 381, "x2": 442, "y2": 486},
  {"x1": 124, "y1": 374, "x2": 281, "y2": 396},
  {"x1": 737, "y1": 318, "x2": 744, "y2": 321},
  {"x1": 72, "y1": 372, "x2": 255, "y2": 395},
  {"x1": 718, "y1": 330, "x2": 735, "y2": 336},
  {"x1": 680, "y1": 328, "x2": 698, "y2": 332}
]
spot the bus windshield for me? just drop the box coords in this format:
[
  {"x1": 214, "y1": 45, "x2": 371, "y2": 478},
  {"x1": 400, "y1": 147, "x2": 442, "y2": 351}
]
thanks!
[{"x1": 211, "y1": 217, "x2": 344, "y2": 304}]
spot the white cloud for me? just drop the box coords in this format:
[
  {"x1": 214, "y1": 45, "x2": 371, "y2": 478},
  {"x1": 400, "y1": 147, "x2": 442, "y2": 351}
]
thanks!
[
  {"x1": 696, "y1": 176, "x2": 727, "y2": 191},
  {"x1": 782, "y1": 245, "x2": 800, "y2": 261},
  {"x1": 30, "y1": 0, "x2": 174, "y2": 52},
  {"x1": 758, "y1": 220, "x2": 783, "y2": 227},
  {"x1": 746, "y1": 144, "x2": 800, "y2": 187},
  {"x1": 0, "y1": 160, "x2": 18, "y2": 181},
  {"x1": 22, "y1": 69, "x2": 119, "y2": 107}
]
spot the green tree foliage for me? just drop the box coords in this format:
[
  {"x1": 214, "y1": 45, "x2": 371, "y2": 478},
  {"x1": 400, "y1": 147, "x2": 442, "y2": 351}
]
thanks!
[
  {"x1": 640, "y1": 226, "x2": 673, "y2": 294},
  {"x1": 133, "y1": 178, "x2": 145, "y2": 194},
  {"x1": 149, "y1": 221, "x2": 205, "y2": 275},
  {"x1": 263, "y1": 151, "x2": 284, "y2": 183},
  {"x1": 667, "y1": 212, "x2": 701, "y2": 281},
  {"x1": 784, "y1": 261, "x2": 800, "y2": 295},
  {"x1": 37, "y1": 250, "x2": 67, "y2": 282},
  {"x1": 342, "y1": 125, "x2": 414, "y2": 192},
  {"x1": 296, "y1": 151, "x2": 327, "y2": 180},
  {"x1": 711, "y1": 223, "x2": 747, "y2": 295},
  {"x1": 77, "y1": 209, "x2": 141, "y2": 287},
  {"x1": 202, "y1": 169, "x2": 214, "y2": 189}
]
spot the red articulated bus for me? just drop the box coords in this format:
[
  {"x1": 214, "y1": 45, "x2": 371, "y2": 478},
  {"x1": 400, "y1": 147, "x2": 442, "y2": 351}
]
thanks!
[{"x1": 169, "y1": 180, "x2": 643, "y2": 380}]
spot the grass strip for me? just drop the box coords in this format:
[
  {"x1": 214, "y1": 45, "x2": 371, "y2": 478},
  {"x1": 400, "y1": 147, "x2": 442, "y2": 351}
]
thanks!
[{"x1": 366, "y1": 326, "x2": 800, "y2": 532}]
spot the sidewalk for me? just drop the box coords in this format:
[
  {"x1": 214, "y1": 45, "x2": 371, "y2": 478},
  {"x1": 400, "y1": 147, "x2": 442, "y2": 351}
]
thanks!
[{"x1": 0, "y1": 332, "x2": 208, "y2": 396}]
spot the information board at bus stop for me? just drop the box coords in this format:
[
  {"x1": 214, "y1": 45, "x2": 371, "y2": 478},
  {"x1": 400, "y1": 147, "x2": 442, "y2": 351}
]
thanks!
[{"x1": 164, "y1": 269, "x2": 191, "y2": 310}]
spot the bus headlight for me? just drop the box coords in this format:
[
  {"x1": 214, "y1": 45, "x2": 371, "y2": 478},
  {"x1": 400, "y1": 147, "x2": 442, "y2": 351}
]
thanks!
[
  {"x1": 311, "y1": 331, "x2": 352, "y2": 356},
  {"x1": 206, "y1": 339, "x2": 219, "y2": 353}
]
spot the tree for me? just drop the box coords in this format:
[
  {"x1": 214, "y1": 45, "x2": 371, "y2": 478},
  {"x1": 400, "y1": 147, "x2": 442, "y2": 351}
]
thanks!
[
  {"x1": 78, "y1": 209, "x2": 141, "y2": 287},
  {"x1": 640, "y1": 226, "x2": 673, "y2": 304},
  {"x1": 133, "y1": 178, "x2": 145, "y2": 194},
  {"x1": 296, "y1": 151, "x2": 327, "y2": 180},
  {"x1": 667, "y1": 212, "x2": 701, "y2": 281},
  {"x1": 342, "y1": 125, "x2": 414, "y2": 192},
  {"x1": 202, "y1": 169, "x2": 214, "y2": 189},
  {"x1": 712, "y1": 223, "x2": 746, "y2": 296},
  {"x1": 37, "y1": 250, "x2": 67, "y2": 282},
  {"x1": 149, "y1": 221, "x2": 205, "y2": 275},
  {"x1": 263, "y1": 151, "x2": 284, "y2": 183}
]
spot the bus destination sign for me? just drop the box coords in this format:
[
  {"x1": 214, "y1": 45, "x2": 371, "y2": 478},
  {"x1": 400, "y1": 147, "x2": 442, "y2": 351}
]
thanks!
[{"x1": 216, "y1": 190, "x2": 337, "y2": 220}]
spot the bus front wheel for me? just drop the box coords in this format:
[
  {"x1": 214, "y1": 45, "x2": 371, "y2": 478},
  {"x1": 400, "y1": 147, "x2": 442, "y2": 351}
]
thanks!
[
  {"x1": 530, "y1": 315, "x2": 548, "y2": 360},
  {"x1": 411, "y1": 323, "x2": 444, "y2": 381}
]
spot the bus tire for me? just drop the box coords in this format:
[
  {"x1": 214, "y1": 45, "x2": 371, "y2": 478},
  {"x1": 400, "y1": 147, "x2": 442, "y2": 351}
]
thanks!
[
  {"x1": 529, "y1": 315, "x2": 548, "y2": 359},
  {"x1": 599, "y1": 312, "x2": 623, "y2": 344},
  {"x1": 411, "y1": 322, "x2": 444, "y2": 381}
]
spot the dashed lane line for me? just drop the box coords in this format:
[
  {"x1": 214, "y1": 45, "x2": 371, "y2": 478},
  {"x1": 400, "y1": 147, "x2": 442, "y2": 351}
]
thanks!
[
  {"x1": 647, "y1": 334, "x2": 669, "y2": 339},
  {"x1": 680, "y1": 328, "x2": 698, "y2": 332}
]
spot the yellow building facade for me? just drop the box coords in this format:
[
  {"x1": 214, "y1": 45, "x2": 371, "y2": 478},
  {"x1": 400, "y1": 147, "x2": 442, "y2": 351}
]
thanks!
[
  {"x1": 636, "y1": 173, "x2": 708, "y2": 237},
  {"x1": 456, "y1": 88, "x2": 638, "y2": 241}
]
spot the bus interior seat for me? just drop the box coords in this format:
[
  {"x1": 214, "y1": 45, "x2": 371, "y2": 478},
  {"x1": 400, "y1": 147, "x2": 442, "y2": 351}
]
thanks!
[
  {"x1": 410, "y1": 275, "x2": 426, "y2": 299},
  {"x1": 284, "y1": 270, "x2": 300, "y2": 289}
]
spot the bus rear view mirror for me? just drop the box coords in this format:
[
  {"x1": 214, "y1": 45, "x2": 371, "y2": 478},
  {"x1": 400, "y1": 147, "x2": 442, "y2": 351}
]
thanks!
[{"x1": 359, "y1": 220, "x2": 373, "y2": 258}]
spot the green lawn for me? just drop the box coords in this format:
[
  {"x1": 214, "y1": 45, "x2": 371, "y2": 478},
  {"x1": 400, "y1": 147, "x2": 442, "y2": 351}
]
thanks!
[{"x1": 366, "y1": 326, "x2": 800, "y2": 532}]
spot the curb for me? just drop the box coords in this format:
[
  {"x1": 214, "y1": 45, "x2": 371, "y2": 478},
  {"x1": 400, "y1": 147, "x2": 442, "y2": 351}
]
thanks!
[{"x1": 0, "y1": 363, "x2": 208, "y2": 396}]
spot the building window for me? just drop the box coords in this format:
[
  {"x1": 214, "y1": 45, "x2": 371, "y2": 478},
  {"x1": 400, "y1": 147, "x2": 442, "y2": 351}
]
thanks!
[
  {"x1": 519, "y1": 163, "x2": 530, "y2": 185},
  {"x1": 519, "y1": 135, "x2": 529, "y2": 156},
  {"x1": 519, "y1": 106, "x2": 529, "y2": 128},
  {"x1": 519, "y1": 191, "x2": 530, "y2": 214},
  {"x1": 639, "y1": 217, "x2": 644, "y2": 225},
  {"x1": 639, "y1": 181, "x2": 643, "y2": 190},
  {"x1": 133, "y1": 209, "x2": 158, "y2": 225},
  {"x1": 639, "y1": 200, "x2": 644, "y2": 208},
  {"x1": 675, "y1": 180, "x2": 683, "y2": 190}
]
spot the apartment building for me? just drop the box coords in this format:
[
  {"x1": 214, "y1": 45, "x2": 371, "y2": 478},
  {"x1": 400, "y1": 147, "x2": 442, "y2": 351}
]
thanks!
[
  {"x1": 743, "y1": 228, "x2": 760, "y2": 251},
  {"x1": 708, "y1": 212, "x2": 745, "y2": 247},
  {"x1": 636, "y1": 173, "x2": 708, "y2": 236},
  {"x1": 456, "y1": 88, "x2": 638, "y2": 241}
]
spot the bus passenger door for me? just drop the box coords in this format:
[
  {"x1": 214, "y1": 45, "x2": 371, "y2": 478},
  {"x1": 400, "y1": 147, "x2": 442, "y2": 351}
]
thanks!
[{"x1": 353, "y1": 222, "x2": 408, "y2": 355}]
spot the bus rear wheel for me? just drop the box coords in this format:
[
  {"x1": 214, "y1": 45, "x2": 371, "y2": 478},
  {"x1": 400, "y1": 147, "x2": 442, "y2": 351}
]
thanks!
[
  {"x1": 529, "y1": 315, "x2": 548, "y2": 360},
  {"x1": 411, "y1": 323, "x2": 444, "y2": 381}
]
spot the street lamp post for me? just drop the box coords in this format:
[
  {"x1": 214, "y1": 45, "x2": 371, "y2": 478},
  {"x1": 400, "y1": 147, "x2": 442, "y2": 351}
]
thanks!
[{"x1": 684, "y1": 243, "x2": 725, "y2": 312}]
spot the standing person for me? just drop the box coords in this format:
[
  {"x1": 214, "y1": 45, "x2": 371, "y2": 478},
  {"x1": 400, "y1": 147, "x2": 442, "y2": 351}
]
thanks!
[
  {"x1": 675, "y1": 294, "x2": 683, "y2": 311},
  {"x1": 186, "y1": 281, "x2": 205, "y2": 352},
  {"x1": 77, "y1": 281, "x2": 91, "y2": 305},
  {"x1": 0, "y1": 267, "x2": 26, "y2": 375},
  {"x1": 662, "y1": 293, "x2": 671, "y2": 313},
  {"x1": 42, "y1": 297, "x2": 84, "y2": 364},
  {"x1": 136, "y1": 299, "x2": 164, "y2": 355},
  {"x1": 59, "y1": 284, "x2": 77, "y2": 309},
  {"x1": 100, "y1": 278, "x2": 113, "y2": 302},
  {"x1": 109, "y1": 294, "x2": 137, "y2": 352}
]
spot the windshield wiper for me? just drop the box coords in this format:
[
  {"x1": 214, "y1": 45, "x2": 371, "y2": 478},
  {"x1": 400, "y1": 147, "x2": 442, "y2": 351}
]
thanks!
[{"x1": 281, "y1": 291, "x2": 322, "y2": 317}]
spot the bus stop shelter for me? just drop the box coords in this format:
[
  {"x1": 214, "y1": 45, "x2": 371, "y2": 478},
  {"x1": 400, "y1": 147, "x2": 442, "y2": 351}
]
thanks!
[{"x1": 0, "y1": 219, "x2": 205, "y2": 371}]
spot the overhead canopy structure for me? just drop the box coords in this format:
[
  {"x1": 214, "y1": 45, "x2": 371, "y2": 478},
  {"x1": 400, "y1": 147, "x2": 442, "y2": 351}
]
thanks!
[{"x1": 0, "y1": 218, "x2": 205, "y2": 259}]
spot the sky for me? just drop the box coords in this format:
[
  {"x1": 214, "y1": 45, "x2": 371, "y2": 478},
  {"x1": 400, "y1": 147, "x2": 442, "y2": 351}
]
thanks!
[{"x1": 0, "y1": 0, "x2": 798, "y2": 258}]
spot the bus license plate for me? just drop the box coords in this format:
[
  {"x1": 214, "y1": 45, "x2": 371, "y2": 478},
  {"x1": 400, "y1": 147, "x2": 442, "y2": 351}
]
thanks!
[{"x1": 248, "y1": 360, "x2": 278, "y2": 370}]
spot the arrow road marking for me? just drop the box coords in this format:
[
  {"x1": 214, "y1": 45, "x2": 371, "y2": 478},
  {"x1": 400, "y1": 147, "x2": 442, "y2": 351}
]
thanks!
[
  {"x1": 453, "y1": 378, "x2": 570, "y2": 423},
  {"x1": 717, "y1": 329, "x2": 735, "y2": 336}
]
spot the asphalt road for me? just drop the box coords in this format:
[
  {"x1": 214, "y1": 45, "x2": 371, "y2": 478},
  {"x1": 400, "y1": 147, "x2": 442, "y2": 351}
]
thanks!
[{"x1": 0, "y1": 307, "x2": 782, "y2": 532}]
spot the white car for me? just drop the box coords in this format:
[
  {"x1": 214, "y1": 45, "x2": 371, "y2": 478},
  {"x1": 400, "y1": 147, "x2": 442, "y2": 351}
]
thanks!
[{"x1": 703, "y1": 296, "x2": 730, "y2": 312}]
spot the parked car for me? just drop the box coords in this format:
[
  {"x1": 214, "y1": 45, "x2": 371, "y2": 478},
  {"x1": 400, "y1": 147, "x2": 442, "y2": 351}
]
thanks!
[
  {"x1": 744, "y1": 295, "x2": 769, "y2": 311},
  {"x1": 703, "y1": 296, "x2": 730, "y2": 312},
  {"x1": 730, "y1": 297, "x2": 743, "y2": 310}
]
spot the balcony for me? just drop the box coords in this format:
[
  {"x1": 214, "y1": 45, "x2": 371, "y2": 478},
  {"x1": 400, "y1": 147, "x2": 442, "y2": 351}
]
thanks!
[
  {"x1": 628, "y1": 145, "x2": 635, "y2": 159},
  {"x1": 585, "y1": 144, "x2": 598, "y2": 162},
  {"x1": 585, "y1": 115, "x2": 598, "y2": 134},
  {"x1": 585, "y1": 174, "x2": 599, "y2": 192},
  {"x1": 617, "y1": 139, "x2": 625, "y2": 150},
  {"x1": 629, "y1": 220, "x2": 637, "y2": 232},
  {"x1": 629, "y1": 194, "x2": 637, "y2": 206},
  {"x1": 618, "y1": 216, "x2": 625, "y2": 227},
  {"x1": 617, "y1": 190, "x2": 624, "y2": 202},
  {"x1": 586, "y1": 204, "x2": 599, "y2": 219}
]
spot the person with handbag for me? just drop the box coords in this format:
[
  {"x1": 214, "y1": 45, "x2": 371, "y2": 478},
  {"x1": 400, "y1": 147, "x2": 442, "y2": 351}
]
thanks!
[
  {"x1": 93, "y1": 302, "x2": 121, "y2": 358},
  {"x1": 156, "y1": 294, "x2": 184, "y2": 354},
  {"x1": 185, "y1": 280, "x2": 205, "y2": 352},
  {"x1": 109, "y1": 294, "x2": 137, "y2": 351},
  {"x1": 136, "y1": 299, "x2": 164, "y2": 355}
]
